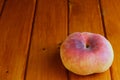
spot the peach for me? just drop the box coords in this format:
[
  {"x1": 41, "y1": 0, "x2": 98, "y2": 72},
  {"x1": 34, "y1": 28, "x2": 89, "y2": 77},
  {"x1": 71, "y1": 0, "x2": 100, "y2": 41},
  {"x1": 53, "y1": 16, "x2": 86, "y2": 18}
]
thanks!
[{"x1": 60, "y1": 32, "x2": 114, "y2": 75}]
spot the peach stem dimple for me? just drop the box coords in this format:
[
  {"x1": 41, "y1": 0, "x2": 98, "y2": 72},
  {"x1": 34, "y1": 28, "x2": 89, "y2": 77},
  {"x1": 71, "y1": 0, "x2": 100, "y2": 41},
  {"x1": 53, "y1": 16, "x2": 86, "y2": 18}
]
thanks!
[{"x1": 86, "y1": 44, "x2": 90, "y2": 48}]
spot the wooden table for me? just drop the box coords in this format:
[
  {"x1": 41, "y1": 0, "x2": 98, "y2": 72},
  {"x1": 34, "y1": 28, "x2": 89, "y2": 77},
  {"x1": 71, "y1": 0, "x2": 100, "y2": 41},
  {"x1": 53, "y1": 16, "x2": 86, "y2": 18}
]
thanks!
[{"x1": 0, "y1": 0, "x2": 119, "y2": 80}]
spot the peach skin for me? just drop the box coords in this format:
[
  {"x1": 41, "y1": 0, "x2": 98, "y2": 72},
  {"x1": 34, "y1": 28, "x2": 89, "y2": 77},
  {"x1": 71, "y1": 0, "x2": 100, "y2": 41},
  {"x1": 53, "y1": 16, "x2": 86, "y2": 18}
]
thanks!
[{"x1": 60, "y1": 32, "x2": 114, "y2": 75}]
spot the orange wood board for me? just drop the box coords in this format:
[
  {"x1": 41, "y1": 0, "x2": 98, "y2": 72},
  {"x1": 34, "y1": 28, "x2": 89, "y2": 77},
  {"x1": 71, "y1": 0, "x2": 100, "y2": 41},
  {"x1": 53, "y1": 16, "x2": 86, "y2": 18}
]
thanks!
[{"x1": 0, "y1": 0, "x2": 119, "y2": 80}]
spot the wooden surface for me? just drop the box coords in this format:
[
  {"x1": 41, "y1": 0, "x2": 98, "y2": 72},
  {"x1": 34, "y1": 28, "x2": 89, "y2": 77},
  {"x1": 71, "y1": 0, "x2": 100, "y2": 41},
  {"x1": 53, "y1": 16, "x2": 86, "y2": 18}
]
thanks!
[
  {"x1": 101, "y1": 0, "x2": 120, "y2": 79},
  {"x1": 25, "y1": 0, "x2": 68, "y2": 80},
  {"x1": 0, "y1": 0, "x2": 4, "y2": 15},
  {"x1": 0, "y1": 0, "x2": 119, "y2": 80},
  {"x1": 0, "y1": 0, "x2": 36, "y2": 79}
]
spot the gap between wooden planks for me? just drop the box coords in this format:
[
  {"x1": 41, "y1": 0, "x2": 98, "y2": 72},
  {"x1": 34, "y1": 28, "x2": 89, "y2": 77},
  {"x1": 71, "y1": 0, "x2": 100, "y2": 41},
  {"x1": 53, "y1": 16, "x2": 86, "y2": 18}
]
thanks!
[
  {"x1": 0, "y1": 0, "x2": 36, "y2": 79},
  {"x1": 0, "y1": 0, "x2": 5, "y2": 15}
]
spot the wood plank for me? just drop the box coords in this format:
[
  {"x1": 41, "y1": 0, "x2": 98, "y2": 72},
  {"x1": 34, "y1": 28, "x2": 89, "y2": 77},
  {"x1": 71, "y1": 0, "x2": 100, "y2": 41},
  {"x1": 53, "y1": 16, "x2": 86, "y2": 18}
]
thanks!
[
  {"x1": 0, "y1": 0, "x2": 4, "y2": 14},
  {"x1": 101, "y1": 0, "x2": 120, "y2": 79},
  {"x1": 0, "y1": 0, "x2": 36, "y2": 80},
  {"x1": 69, "y1": 0, "x2": 111, "y2": 80},
  {"x1": 25, "y1": 0, "x2": 68, "y2": 80}
]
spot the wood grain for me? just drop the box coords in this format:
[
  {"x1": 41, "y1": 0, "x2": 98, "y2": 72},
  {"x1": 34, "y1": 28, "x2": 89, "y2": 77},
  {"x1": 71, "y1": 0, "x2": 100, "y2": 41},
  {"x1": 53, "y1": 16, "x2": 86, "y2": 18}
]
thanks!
[
  {"x1": 0, "y1": 0, "x2": 36, "y2": 79},
  {"x1": 0, "y1": 0, "x2": 4, "y2": 10},
  {"x1": 0, "y1": 0, "x2": 4, "y2": 14},
  {"x1": 101, "y1": 0, "x2": 120, "y2": 79},
  {"x1": 25, "y1": 0, "x2": 68, "y2": 80},
  {"x1": 69, "y1": 0, "x2": 111, "y2": 80}
]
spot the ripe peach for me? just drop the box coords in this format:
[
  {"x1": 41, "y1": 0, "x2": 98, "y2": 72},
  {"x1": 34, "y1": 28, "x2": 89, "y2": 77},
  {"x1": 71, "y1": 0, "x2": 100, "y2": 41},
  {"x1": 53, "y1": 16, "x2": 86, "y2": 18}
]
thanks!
[{"x1": 60, "y1": 32, "x2": 114, "y2": 75}]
